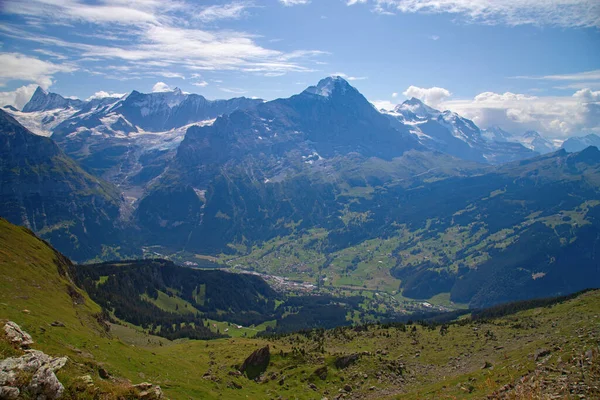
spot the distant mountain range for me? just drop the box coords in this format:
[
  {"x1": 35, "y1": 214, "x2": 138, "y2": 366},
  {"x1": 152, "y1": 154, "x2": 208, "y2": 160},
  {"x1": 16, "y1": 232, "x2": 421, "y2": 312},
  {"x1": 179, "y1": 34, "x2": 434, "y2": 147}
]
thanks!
[
  {"x1": 561, "y1": 133, "x2": 600, "y2": 153},
  {"x1": 1, "y1": 76, "x2": 600, "y2": 308}
]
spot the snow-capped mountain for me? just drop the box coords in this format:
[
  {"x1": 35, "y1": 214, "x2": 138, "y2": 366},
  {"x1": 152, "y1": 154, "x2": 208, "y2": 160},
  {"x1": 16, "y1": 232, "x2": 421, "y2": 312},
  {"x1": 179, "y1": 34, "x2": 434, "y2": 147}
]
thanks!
[
  {"x1": 481, "y1": 127, "x2": 558, "y2": 155},
  {"x1": 5, "y1": 86, "x2": 264, "y2": 189},
  {"x1": 518, "y1": 131, "x2": 557, "y2": 154},
  {"x1": 481, "y1": 126, "x2": 514, "y2": 142},
  {"x1": 561, "y1": 134, "x2": 600, "y2": 153},
  {"x1": 22, "y1": 86, "x2": 85, "y2": 112},
  {"x1": 384, "y1": 98, "x2": 537, "y2": 164}
]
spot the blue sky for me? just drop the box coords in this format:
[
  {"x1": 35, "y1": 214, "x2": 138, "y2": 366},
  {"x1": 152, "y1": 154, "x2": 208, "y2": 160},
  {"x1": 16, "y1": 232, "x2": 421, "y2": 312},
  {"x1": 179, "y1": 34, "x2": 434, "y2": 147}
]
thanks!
[{"x1": 0, "y1": 0, "x2": 599, "y2": 138}]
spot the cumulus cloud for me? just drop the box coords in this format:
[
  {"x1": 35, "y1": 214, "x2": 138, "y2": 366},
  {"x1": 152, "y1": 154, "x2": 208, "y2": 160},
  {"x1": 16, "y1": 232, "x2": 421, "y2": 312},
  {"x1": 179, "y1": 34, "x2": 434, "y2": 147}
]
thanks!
[
  {"x1": 573, "y1": 88, "x2": 600, "y2": 102},
  {"x1": 0, "y1": 84, "x2": 39, "y2": 109},
  {"x1": 403, "y1": 85, "x2": 451, "y2": 107},
  {"x1": 0, "y1": 52, "x2": 76, "y2": 88},
  {"x1": 152, "y1": 82, "x2": 172, "y2": 92},
  {"x1": 86, "y1": 90, "x2": 126, "y2": 101},
  {"x1": 441, "y1": 89, "x2": 600, "y2": 138},
  {"x1": 371, "y1": 100, "x2": 396, "y2": 111},
  {"x1": 347, "y1": 0, "x2": 600, "y2": 28}
]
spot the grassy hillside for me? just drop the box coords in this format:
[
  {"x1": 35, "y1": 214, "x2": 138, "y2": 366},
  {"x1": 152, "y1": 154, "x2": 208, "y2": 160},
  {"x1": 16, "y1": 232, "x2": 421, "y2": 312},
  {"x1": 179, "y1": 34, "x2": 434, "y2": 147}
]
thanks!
[{"x1": 1, "y1": 217, "x2": 599, "y2": 399}]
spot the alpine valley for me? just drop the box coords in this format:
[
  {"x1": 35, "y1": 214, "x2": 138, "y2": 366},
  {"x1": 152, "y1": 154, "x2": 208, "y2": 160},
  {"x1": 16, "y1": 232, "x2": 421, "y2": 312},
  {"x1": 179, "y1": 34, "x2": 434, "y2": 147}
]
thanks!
[
  {"x1": 2, "y1": 76, "x2": 599, "y2": 312},
  {"x1": 1, "y1": 75, "x2": 600, "y2": 399}
]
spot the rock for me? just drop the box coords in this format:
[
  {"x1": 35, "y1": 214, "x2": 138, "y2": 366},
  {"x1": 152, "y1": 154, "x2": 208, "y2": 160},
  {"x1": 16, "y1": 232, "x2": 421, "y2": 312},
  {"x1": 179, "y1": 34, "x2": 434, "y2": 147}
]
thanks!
[
  {"x1": 534, "y1": 348, "x2": 551, "y2": 361},
  {"x1": 138, "y1": 386, "x2": 163, "y2": 400},
  {"x1": 50, "y1": 321, "x2": 65, "y2": 327},
  {"x1": 239, "y1": 345, "x2": 270, "y2": 380},
  {"x1": 343, "y1": 384, "x2": 352, "y2": 392},
  {"x1": 228, "y1": 370, "x2": 242, "y2": 377},
  {"x1": 309, "y1": 383, "x2": 318, "y2": 390},
  {"x1": 0, "y1": 386, "x2": 20, "y2": 399},
  {"x1": 4, "y1": 321, "x2": 34, "y2": 348},
  {"x1": 133, "y1": 382, "x2": 154, "y2": 391},
  {"x1": 134, "y1": 382, "x2": 163, "y2": 399},
  {"x1": 78, "y1": 375, "x2": 94, "y2": 386},
  {"x1": 334, "y1": 354, "x2": 359, "y2": 370},
  {"x1": 27, "y1": 364, "x2": 65, "y2": 399},
  {"x1": 482, "y1": 361, "x2": 493, "y2": 369},
  {"x1": 228, "y1": 380, "x2": 243, "y2": 389},
  {"x1": 98, "y1": 367, "x2": 110, "y2": 379},
  {"x1": 313, "y1": 365, "x2": 328, "y2": 380}
]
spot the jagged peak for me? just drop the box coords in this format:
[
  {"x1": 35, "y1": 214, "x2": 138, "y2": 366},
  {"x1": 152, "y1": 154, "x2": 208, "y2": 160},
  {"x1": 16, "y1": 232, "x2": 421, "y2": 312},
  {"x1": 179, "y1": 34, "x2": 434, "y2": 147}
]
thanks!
[
  {"x1": 32, "y1": 86, "x2": 49, "y2": 97},
  {"x1": 303, "y1": 76, "x2": 354, "y2": 98},
  {"x1": 394, "y1": 97, "x2": 441, "y2": 118},
  {"x1": 523, "y1": 130, "x2": 541, "y2": 138}
]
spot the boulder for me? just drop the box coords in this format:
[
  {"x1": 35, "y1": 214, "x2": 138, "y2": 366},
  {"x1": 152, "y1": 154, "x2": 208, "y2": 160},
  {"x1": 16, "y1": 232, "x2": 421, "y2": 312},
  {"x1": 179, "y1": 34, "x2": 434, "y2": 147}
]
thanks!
[
  {"x1": 4, "y1": 321, "x2": 34, "y2": 348},
  {"x1": 0, "y1": 386, "x2": 20, "y2": 399},
  {"x1": 534, "y1": 348, "x2": 551, "y2": 361},
  {"x1": 239, "y1": 346, "x2": 270, "y2": 380},
  {"x1": 27, "y1": 364, "x2": 65, "y2": 399},
  {"x1": 334, "y1": 354, "x2": 359, "y2": 370},
  {"x1": 0, "y1": 350, "x2": 67, "y2": 400},
  {"x1": 313, "y1": 365, "x2": 328, "y2": 380},
  {"x1": 133, "y1": 382, "x2": 163, "y2": 399}
]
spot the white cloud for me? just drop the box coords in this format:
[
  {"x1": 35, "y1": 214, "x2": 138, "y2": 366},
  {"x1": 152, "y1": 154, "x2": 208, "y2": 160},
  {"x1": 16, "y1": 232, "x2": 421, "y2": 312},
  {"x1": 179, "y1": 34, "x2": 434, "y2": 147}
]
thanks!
[
  {"x1": 219, "y1": 87, "x2": 246, "y2": 94},
  {"x1": 0, "y1": 1, "x2": 325, "y2": 80},
  {"x1": 347, "y1": 0, "x2": 600, "y2": 28},
  {"x1": 196, "y1": 2, "x2": 252, "y2": 22},
  {"x1": 573, "y1": 88, "x2": 600, "y2": 102},
  {"x1": 371, "y1": 100, "x2": 396, "y2": 111},
  {"x1": 403, "y1": 85, "x2": 451, "y2": 107},
  {"x1": 0, "y1": 52, "x2": 76, "y2": 88},
  {"x1": 279, "y1": 0, "x2": 310, "y2": 5},
  {"x1": 441, "y1": 89, "x2": 600, "y2": 138},
  {"x1": 156, "y1": 71, "x2": 185, "y2": 79},
  {"x1": 392, "y1": 92, "x2": 398, "y2": 98},
  {"x1": 0, "y1": 84, "x2": 39, "y2": 109},
  {"x1": 192, "y1": 80, "x2": 208, "y2": 87},
  {"x1": 152, "y1": 82, "x2": 171, "y2": 92},
  {"x1": 86, "y1": 90, "x2": 126, "y2": 100},
  {"x1": 429, "y1": 35, "x2": 440, "y2": 40},
  {"x1": 514, "y1": 69, "x2": 600, "y2": 81},
  {"x1": 332, "y1": 72, "x2": 367, "y2": 81}
]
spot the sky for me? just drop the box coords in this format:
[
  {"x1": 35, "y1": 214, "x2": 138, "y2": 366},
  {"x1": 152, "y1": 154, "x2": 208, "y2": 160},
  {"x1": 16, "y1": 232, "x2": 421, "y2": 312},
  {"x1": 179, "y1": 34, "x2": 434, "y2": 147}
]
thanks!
[{"x1": 0, "y1": 0, "x2": 599, "y2": 138}]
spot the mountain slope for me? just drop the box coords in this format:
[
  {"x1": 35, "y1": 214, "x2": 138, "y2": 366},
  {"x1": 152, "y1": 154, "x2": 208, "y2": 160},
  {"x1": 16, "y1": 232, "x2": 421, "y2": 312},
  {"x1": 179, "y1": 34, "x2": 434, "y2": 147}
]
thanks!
[
  {"x1": 562, "y1": 133, "x2": 600, "y2": 152},
  {"x1": 223, "y1": 147, "x2": 600, "y2": 307},
  {"x1": 22, "y1": 86, "x2": 85, "y2": 112},
  {"x1": 1, "y1": 221, "x2": 598, "y2": 399},
  {"x1": 385, "y1": 98, "x2": 537, "y2": 164},
  {"x1": 0, "y1": 109, "x2": 131, "y2": 262},
  {"x1": 136, "y1": 77, "x2": 460, "y2": 252}
]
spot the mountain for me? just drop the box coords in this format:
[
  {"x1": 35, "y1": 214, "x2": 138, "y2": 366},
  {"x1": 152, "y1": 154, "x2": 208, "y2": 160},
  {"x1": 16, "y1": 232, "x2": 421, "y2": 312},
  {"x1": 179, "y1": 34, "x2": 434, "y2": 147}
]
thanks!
[
  {"x1": 22, "y1": 86, "x2": 85, "y2": 112},
  {"x1": 0, "y1": 109, "x2": 132, "y2": 261},
  {"x1": 223, "y1": 147, "x2": 600, "y2": 308},
  {"x1": 481, "y1": 125, "x2": 514, "y2": 142},
  {"x1": 42, "y1": 89, "x2": 262, "y2": 188},
  {"x1": 517, "y1": 130, "x2": 557, "y2": 154},
  {"x1": 109, "y1": 88, "x2": 262, "y2": 131},
  {"x1": 385, "y1": 98, "x2": 537, "y2": 164},
  {"x1": 1, "y1": 218, "x2": 598, "y2": 399},
  {"x1": 562, "y1": 133, "x2": 600, "y2": 152},
  {"x1": 135, "y1": 77, "x2": 452, "y2": 251}
]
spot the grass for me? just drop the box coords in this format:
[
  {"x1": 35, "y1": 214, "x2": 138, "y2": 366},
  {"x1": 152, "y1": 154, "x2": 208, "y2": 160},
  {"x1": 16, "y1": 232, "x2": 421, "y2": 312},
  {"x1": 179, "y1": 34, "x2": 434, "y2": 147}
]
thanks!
[
  {"x1": 141, "y1": 290, "x2": 197, "y2": 315},
  {"x1": 1, "y1": 217, "x2": 599, "y2": 399}
]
